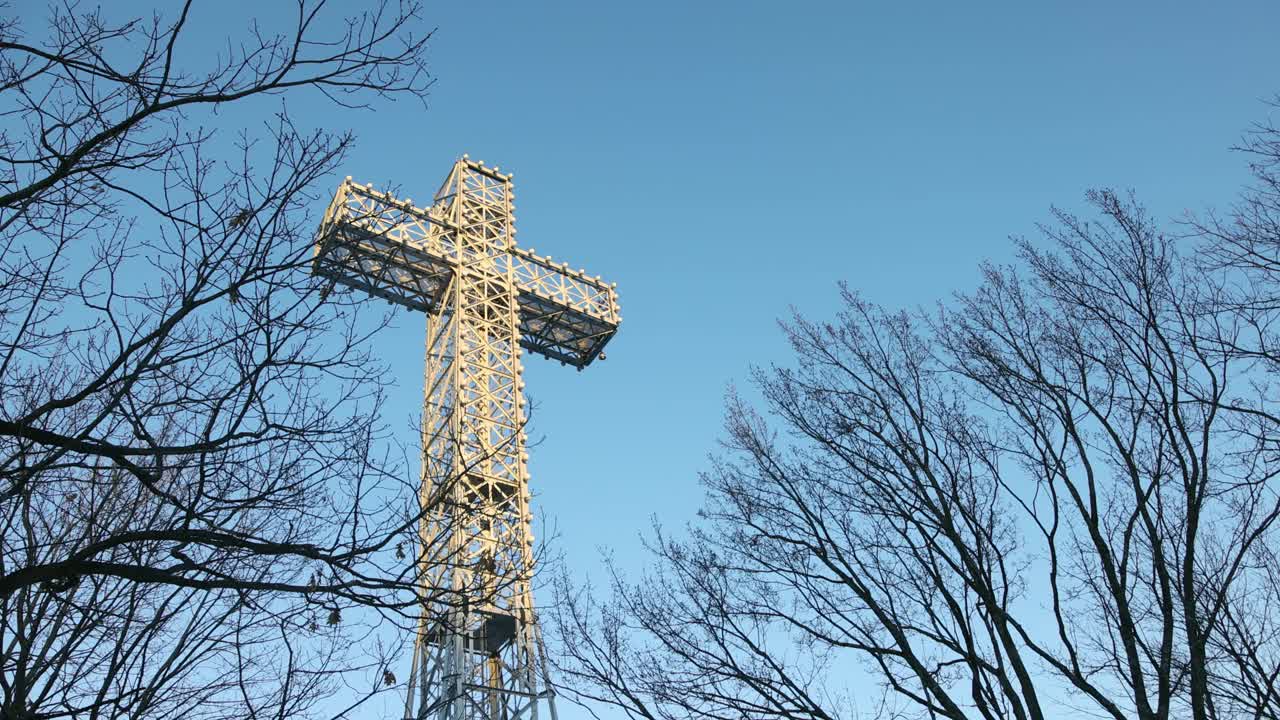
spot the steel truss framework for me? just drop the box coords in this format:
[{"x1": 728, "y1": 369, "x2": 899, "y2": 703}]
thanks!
[{"x1": 313, "y1": 157, "x2": 620, "y2": 720}]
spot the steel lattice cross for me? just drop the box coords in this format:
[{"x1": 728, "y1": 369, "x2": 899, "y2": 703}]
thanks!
[{"x1": 312, "y1": 156, "x2": 621, "y2": 720}]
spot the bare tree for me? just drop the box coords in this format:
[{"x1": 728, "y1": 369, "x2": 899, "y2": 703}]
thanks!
[
  {"x1": 1189, "y1": 99, "x2": 1280, "y2": 720},
  {"x1": 0, "y1": 3, "x2": 461, "y2": 718},
  {"x1": 551, "y1": 119, "x2": 1280, "y2": 719}
]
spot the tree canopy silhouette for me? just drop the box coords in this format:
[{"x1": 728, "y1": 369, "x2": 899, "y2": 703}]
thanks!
[{"x1": 552, "y1": 106, "x2": 1280, "y2": 720}]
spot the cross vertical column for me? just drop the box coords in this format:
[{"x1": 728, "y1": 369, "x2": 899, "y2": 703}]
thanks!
[{"x1": 411, "y1": 159, "x2": 553, "y2": 720}]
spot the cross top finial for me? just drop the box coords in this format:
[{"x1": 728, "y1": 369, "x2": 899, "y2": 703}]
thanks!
[{"x1": 457, "y1": 155, "x2": 514, "y2": 183}]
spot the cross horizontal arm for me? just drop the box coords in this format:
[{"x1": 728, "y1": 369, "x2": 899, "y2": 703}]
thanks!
[
  {"x1": 502, "y1": 248, "x2": 620, "y2": 367},
  {"x1": 312, "y1": 179, "x2": 457, "y2": 313},
  {"x1": 312, "y1": 178, "x2": 622, "y2": 368}
]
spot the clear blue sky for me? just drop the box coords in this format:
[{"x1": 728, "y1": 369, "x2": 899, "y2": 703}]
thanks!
[{"x1": 157, "y1": 1, "x2": 1280, "y2": 716}]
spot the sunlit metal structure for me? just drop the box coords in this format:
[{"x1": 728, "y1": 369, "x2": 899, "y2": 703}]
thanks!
[{"x1": 312, "y1": 156, "x2": 620, "y2": 720}]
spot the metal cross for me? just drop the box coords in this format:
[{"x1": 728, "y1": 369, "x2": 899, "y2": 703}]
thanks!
[{"x1": 313, "y1": 156, "x2": 621, "y2": 720}]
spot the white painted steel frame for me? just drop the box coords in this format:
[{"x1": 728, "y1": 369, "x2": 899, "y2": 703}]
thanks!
[{"x1": 312, "y1": 157, "x2": 619, "y2": 720}]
